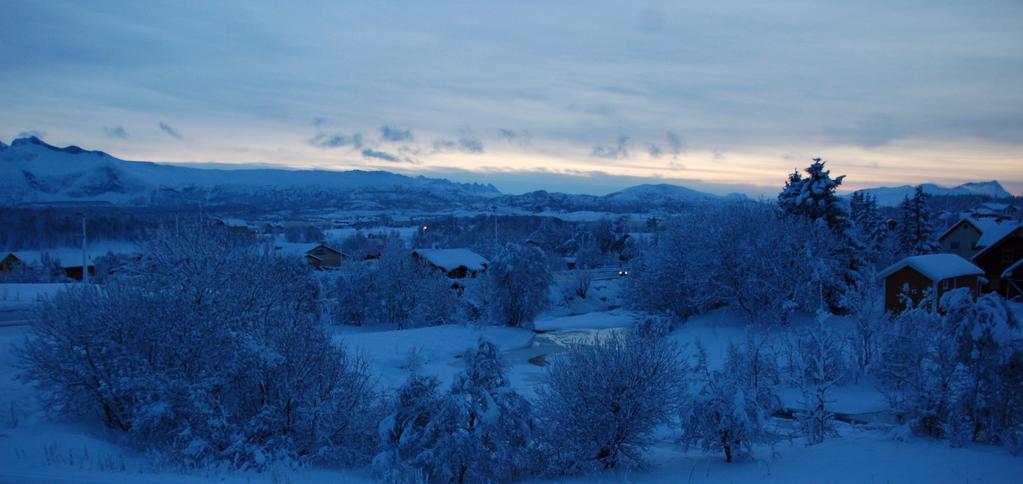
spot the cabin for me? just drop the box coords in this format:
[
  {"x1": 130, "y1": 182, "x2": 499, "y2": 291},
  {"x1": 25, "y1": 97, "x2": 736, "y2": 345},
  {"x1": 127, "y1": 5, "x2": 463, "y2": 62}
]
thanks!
[
  {"x1": 937, "y1": 217, "x2": 1023, "y2": 294},
  {"x1": 0, "y1": 252, "x2": 22, "y2": 272},
  {"x1": 969, "y1": 225, "x2": 1023, "y2": 295},
  {"x1": 937, "y1": 217, "x2": 1019, "y2": 260},
  {"x1": 879, "y1": 254, "x2": 984, "y2": 313},
  {"x1": 304, "y1": 244, "x2": 344, "y2": 269},
  {"x1": 411, "y1": 248, "x2": 489, "y2": 279}
]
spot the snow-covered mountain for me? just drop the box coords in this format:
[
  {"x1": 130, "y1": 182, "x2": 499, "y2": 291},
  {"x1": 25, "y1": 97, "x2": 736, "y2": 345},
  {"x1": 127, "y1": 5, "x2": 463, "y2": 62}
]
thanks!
[
  {"x1": 854, "y1": 181, "x2": 1013, "y2": 207},
  {"x1": 0, "y1": 136, "x2": 733, "y2": 213},
  {"x1": 0, "y1": 136, "x2": 499, "y2": 209},
  {"x1": 605, "y1": 184, "x2": 718, "y2": 203}
]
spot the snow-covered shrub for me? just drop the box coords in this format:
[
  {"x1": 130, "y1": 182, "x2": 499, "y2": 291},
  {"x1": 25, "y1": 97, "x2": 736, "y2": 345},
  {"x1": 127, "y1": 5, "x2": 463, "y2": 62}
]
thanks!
[
  {"x1": 875, "y1": 289, "x2": 1023, "y2": 447},
  {"x1": 787, "y1": 316, "x2": 847, "y2": 445},
  {"x1": 483, "y1": 242, "x2": 552, "y2": 328},
  {"x1": 17, "y1": 223, "x2": 380, "y2": 469},
  {"x1": 681, "y1": 337, "x2": 780, "y2": 462},
  {"x1": 333, "y1": 237, "x2": 463, "y2": 328},
  {"x1": 376, "y1": 341, "x2": 534, "y2": 482},
  {"x1": 536, "y1": 331, "x2": 685, "y2": 472}
]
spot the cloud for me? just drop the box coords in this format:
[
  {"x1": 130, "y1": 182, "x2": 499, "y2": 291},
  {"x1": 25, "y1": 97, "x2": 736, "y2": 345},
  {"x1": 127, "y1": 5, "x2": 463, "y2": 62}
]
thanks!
[
  {"x1": 361, "y1": 148, "x2": 401, "y2": 162},
  {"x1": 592, "y1": 135, "x2": 629, "y2": 159},
  {"x1": 15, "y1": 129, "x2": 45, "y2": 139},
  {"x1": 665, "y1": 131, "x2": 684, "y2": 158},
  {"x1": 497, "y1": 128, "x2": 531, "y2": 147},
  {"x1": 103, "y1": 125, "x2": 128, "y2": 138},
  {"x1": 312, "y1": 117, "x2": 329, "y2": 128},
  {"x1": 157, "y1": 122, "x2": 182, "y2": 140},
  {"x1": 433, "y1": 134, "x2": 484, "y2": 154},
  {"x1": 380, "y1": 125, "x2": 413, "y2": 142},
  {"x1": 309, "y1": 132, "x2": 364, "y2": 149}
]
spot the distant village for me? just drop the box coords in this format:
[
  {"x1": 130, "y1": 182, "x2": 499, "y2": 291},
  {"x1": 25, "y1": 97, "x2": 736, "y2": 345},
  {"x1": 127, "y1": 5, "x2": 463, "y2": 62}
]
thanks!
[{"x1": 2, "y1": 198, "x2": 1021, "y2": 315}]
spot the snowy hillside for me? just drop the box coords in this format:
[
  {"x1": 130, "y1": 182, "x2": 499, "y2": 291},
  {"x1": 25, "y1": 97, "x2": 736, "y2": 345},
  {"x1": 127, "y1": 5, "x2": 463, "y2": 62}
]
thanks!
[
  {"x1": 855, "y1": 180, "x2": 1012, "y2": 206},
  {"x1": 0, "y1": 136, "x2": 499, "y2": 208}
]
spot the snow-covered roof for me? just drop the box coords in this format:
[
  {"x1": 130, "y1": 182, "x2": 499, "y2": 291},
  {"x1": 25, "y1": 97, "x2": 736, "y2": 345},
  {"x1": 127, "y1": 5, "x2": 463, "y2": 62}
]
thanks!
[
  {"x1": 5, "y1": 242, "x2": 139, "y2": 267},
  {"x1": 412, "y1": 248, "x2": 489, "y2": 272},
  {"x1": 938, "y1": 216, "x2": 1021, "y2": 250},
  {"x1": 972, "y1": 218, "x2": 1021, "y2": 249},
  {"x1": 879, "y1": 254, "x2": 984, "y2": 282},
  {"x1": 1003, "y1": 258, "x2": 1023, "y2": 279}
]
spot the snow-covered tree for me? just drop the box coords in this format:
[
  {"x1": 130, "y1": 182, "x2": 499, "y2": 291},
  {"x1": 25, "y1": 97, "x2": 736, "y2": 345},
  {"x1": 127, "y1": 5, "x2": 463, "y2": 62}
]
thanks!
[
  {"x1": 681, "y1": 338, "x2": 780, "y2": 462},
  {"x1": 778, "y1": 158, "x2": 849, "y2": 234},
  {"x1": 332, "y1": 237, "x2": 463, "y2": 328},
  {"x1": 788, "y1": 315, "x2": 847, "y2": 444},
  {"x1": 875, "y1": 289, "x2": 1023, "y2": 447},
  {"x1": 626, "y1": 204, "x2": 831, "y2": 325},
  {"x1": 898, "y1": 186, "x2": 939, "y2": 255},
  {"x1": 843, "y1": 266, "x2": 884, "y2": 374},
  {"x1": 536, "y1": 332, "x2": 685, "y2": 472},
  {"x1": 373, "y1": 374, "x2": 445, "y2": 483},
  {"x1": 17, "y1": 222, "x2": 380, "y2": 468},
  {"x1": 483, "y1": 242, "x2": 552, "y2": 328},
  {"x1": 398, "y1": 340, "x2": 534, "y2": 483}
]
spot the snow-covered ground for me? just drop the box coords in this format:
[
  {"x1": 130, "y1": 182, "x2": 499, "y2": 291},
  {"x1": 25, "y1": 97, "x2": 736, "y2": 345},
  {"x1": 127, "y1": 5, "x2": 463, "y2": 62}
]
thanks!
[{"x1": 2, "y1": 298, "x2": 1022, "y2": 482}]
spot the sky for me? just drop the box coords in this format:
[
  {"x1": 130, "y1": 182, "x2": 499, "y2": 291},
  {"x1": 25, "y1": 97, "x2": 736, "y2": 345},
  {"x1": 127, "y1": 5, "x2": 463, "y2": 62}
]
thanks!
[{"x1": 1, "y1": 0, "x2": 1021, "y2": 196}]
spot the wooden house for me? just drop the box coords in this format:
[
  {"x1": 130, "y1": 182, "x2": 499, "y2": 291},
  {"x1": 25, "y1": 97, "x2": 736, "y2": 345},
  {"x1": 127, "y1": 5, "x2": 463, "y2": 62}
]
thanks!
[
  {"x1": 879, "y1": 254, "x2": 984, "y2": 313},
  {"x1": 411, "y1": 248, "x2": 489, "y2": 279},
  {"x1": 304, "y1": 244, "x2": 344, "y2": 269},
  {"x1": 937, "y1": 217, "x2": 1022, "y2": 294},
  {"x1": 0, "y1": 252, "x2": 22, "y2": 272}
]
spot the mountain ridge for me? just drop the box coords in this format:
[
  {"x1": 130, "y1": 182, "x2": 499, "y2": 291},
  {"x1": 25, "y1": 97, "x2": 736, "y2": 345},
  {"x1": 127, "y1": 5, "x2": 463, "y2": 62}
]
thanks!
[{"x1": 853, "y1": 180, "x2": 1012, "y2": 206}]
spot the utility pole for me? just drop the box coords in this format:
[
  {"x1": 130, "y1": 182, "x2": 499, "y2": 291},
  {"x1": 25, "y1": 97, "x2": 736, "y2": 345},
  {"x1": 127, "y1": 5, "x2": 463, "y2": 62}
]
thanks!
[{"x1": 81, "y1": 214, "x2": 89, "y2": 285}]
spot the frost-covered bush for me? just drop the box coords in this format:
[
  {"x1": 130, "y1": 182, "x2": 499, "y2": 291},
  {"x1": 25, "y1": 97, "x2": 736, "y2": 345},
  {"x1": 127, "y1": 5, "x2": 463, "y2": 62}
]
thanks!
[
  {"x1": 333, "y1": 237, "x2": 463, "y2": 328},
  {"x1": 483, "y1": 242, "x2": 552, "y2": 328},
  {"x1": 375, "y1": 341, "x2": 534, "y2": 482},
  {"x1": 682, "y1": 337, "x2": 780, "y2": 462},
  {"x1": 17, "y1": 223, "x2": 380, "y2": 468},
  {"x1": 536, "y1": 331, "x2": 685, "y2": 473},
  {"x1": 876, "y1": 289, "x2": 1023, "y2": 447}
]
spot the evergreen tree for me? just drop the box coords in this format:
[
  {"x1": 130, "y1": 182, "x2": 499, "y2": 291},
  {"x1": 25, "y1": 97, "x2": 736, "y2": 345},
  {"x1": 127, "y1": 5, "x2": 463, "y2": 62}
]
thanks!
[
  {"x1": 898, "y1": 186, "x2": 939, "y2": 255},
  {"x1": 415, "y1": 340, "x2": 534, "y2": 483},
  {"x1": 778, "y1": 158, "x2": 850, "y2": 234}
]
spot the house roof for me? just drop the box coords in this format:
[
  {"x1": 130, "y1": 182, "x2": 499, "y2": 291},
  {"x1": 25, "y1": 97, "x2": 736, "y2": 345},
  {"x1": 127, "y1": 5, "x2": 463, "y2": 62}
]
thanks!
[
  {"x1": 879, "y1": 254, "x2": 984, "y2": 282},
  {"x1": 412, "y1": 248, "x2": 489, "y2": 272},
  {"x1": 937, "y1": 216, "x2": 1021, "y2": 253},
  {"x1": 1003, "y1": 258, "x2": 1023, "y2": 279}
]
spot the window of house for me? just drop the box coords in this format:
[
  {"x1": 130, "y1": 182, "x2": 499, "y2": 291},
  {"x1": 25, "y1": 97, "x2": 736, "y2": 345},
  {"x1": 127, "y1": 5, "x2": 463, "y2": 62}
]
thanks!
[
  {"x1": 941, "y1": 279, "x2": 952, "y2": 291},
  {"x1": 1004, "y1": 248, "x2": 1016, "y2": 264}
]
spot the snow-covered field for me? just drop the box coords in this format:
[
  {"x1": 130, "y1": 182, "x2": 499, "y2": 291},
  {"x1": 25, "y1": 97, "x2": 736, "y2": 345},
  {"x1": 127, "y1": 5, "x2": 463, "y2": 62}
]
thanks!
[{"x1": 3, "y1": 299, "x2": 1022, "y2": 483}]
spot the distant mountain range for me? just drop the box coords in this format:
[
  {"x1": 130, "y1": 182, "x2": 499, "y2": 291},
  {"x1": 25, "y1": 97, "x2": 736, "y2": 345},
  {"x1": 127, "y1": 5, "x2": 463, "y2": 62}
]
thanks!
[
  {"x1": 0, "y1": 136, "x2": 499, "y2": 210},
  {"x1": 1, "y1": 136, "x2": 1012, "y2": 213},
  {"x1": 853, "y1": 181, "x2": 1013, "y2": 207},
  {"x1": 0, "y1": 137, "x2": 727, "y2": 213}
]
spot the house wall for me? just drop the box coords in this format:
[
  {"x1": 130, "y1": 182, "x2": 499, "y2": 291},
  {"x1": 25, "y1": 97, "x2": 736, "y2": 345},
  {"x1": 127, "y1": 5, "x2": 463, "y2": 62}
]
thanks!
[
  {"x1": 939, "y1": 221, "x2": 982, "y2": 259},
  {"x1": 973, "y1": 230, "x2": 1023, "y2": 294},
  {"x1": 884, "y1": 266, "x2": 933, "y2": 313}
]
